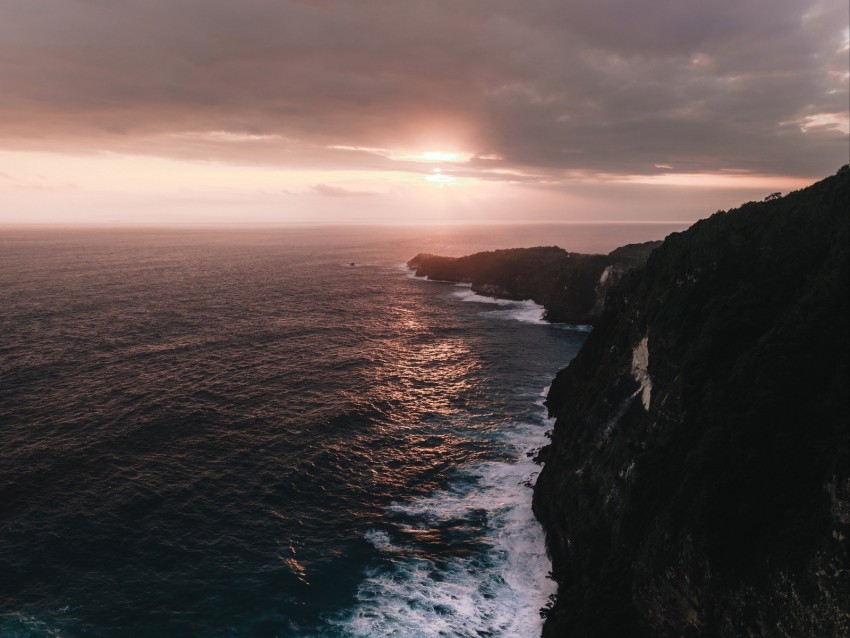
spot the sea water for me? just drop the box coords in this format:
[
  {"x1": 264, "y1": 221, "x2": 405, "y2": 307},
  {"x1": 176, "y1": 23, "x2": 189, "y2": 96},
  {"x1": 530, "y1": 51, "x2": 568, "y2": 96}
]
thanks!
[{"x1": 0, "y1": 224, "x2": 683, "y2": 637}]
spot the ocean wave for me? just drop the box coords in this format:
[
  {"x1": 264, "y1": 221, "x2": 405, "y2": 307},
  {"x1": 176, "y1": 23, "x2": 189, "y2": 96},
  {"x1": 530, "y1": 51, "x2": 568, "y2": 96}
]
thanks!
[
  {"x1": 554, "y1": 323, "x2": 593, "y2": 332},
  {"x1": 483, "y1": 301, "x2": 546, "y2": 325},
  {"x1": 450, "y1": 289, "x2": 547, "y2": 325},
  {"x1": 329, "y1": 394, "x2": 556, "y2": 638}
]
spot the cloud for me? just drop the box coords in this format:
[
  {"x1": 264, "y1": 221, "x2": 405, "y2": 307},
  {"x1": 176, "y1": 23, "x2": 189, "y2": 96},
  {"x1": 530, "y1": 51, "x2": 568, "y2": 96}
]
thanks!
[
  {"x1": 0, "y1": 0, "x2": 846, "y2": 180},
  {"x1": 312, "y1": 183, "x2": 377, "y2": 197}
]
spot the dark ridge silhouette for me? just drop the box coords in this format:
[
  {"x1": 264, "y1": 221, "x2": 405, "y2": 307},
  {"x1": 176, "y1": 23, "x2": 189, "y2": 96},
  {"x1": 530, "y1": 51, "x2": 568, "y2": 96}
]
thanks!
[
  {"x1": 534, "y1": 166, "x2": 849, "y2": 636},
  {"x1": 407, "y1": 241, "x2": 661, "y2": 324}
]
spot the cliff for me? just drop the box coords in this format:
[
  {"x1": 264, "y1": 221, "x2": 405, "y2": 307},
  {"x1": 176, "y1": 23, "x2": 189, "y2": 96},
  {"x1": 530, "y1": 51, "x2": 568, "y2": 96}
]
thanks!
[
  {"x1": 533, "y1": 167, "x2": 850, "y2": 636},
  {"x1": 407, "y1": 242, "x2": 660, "y2": 324}
]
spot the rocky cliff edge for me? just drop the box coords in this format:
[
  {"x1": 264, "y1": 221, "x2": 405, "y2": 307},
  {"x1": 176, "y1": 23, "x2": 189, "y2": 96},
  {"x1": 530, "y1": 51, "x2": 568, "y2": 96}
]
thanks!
[{"x1": 533, "y1": 167, "x2": 849, "y2": 637}]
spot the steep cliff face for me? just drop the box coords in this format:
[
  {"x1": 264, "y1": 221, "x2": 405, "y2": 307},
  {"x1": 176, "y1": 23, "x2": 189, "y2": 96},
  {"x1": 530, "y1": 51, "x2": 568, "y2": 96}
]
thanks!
[
  {"x1": 408, "y1": 242, "x2": 660, "y2": 324},
  {"x1": 534, "y1": 167, "x2": 849, "y2": 637}
]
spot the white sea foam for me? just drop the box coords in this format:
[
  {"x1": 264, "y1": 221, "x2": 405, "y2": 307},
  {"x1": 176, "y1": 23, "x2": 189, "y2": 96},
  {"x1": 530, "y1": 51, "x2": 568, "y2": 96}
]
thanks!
[
  {"x1": 556, "y1": 323, "x2": 592, "y2": 332},
  {"x1": 451, "y1": 288, "x2": 515, "y2": 305},
  {"x1": 400, "y1": 263, "x2": 425, "y2": 279},
  {"x1": 331, "y1": 396, "x2": 556, "y2": 638},
  {"x1": 364, "y1": 528, "x2": 398, "y2": 552},
  {"x1": 484, "y1": 301, "x2": 546, "y2": 325},
  {"x1": 406, "y1": 273, "x2": 548, "y2": 325},
  {"x1": 402, "y1": 265, "x2": 460, "y2": 283},
  {"x1": 450, "y1": 289, "x2": 547, "y2": 325}
]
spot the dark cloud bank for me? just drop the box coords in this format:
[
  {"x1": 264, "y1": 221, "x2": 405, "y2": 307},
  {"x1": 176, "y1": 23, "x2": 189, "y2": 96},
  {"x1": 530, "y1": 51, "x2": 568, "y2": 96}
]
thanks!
[{"x1": 1, "y1": 0, "x2": 847, "y2": 179}]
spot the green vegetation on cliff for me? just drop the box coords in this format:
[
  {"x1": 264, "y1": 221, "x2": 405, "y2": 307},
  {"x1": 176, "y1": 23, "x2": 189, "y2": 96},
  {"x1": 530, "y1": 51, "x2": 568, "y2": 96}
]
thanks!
[{"x1": 534, "y1": 167, "x2": 850, "y2": 637}]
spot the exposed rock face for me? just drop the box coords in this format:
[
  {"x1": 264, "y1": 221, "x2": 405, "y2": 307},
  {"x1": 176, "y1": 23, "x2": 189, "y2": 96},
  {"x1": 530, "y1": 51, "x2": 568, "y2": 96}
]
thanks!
[
  {"x1": 408, "y1": 243, "x2": 660, "y2": 324},
  {"x1": 534, "y1": 167, "x2": 849, "y2": 637}
]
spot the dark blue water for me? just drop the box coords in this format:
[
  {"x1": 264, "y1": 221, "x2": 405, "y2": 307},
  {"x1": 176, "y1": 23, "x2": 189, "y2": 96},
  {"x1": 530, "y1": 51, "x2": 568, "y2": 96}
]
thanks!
[{"x1": 0, "y1": 224, "x2": 681, "y2": 637}]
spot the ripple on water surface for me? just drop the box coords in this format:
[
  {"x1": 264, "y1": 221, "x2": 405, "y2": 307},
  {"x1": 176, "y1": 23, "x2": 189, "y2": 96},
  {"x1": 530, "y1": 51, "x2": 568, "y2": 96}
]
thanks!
[{"x1": 0, "y1": 228, "x2": 589, "y2": 637}]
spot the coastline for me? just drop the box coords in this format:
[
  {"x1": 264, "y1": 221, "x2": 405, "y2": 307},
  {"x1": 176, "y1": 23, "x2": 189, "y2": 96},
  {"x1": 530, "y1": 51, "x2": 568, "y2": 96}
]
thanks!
[
  {"x1": 407, "y1": 166, "x2": 849, "y2": 636},
  {"x1": 534, "y1": 167, "x2": 849, "y2": 636},
  {"x1": 407, "y1": 241, "x2": 660, "y2": 325}
]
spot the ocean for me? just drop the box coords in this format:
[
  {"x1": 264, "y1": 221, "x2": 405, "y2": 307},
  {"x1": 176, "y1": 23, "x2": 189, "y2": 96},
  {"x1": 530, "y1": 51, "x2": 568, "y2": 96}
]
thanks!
[{"x1": 0, "y1": 223, "x2": 684, "y2": 637}]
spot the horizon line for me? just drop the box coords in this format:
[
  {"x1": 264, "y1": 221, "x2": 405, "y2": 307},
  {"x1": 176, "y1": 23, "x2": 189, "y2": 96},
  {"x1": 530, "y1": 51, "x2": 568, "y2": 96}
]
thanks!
[{"x1": 0, "y1": 219, "x2": 697, "y2": 230}]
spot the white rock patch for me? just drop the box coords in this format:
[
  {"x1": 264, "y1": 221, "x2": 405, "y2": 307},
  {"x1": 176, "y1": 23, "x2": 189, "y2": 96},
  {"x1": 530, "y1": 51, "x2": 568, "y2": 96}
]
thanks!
[{"x1": 631, "y1": 336, "x2": 652, "y2": 410}]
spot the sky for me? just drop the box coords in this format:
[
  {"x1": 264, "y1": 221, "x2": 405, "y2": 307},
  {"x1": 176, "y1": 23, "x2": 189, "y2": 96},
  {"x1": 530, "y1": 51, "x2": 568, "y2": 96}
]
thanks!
[{"x1": 1, "y1": 0, "x2": 848, "y2": 225}]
